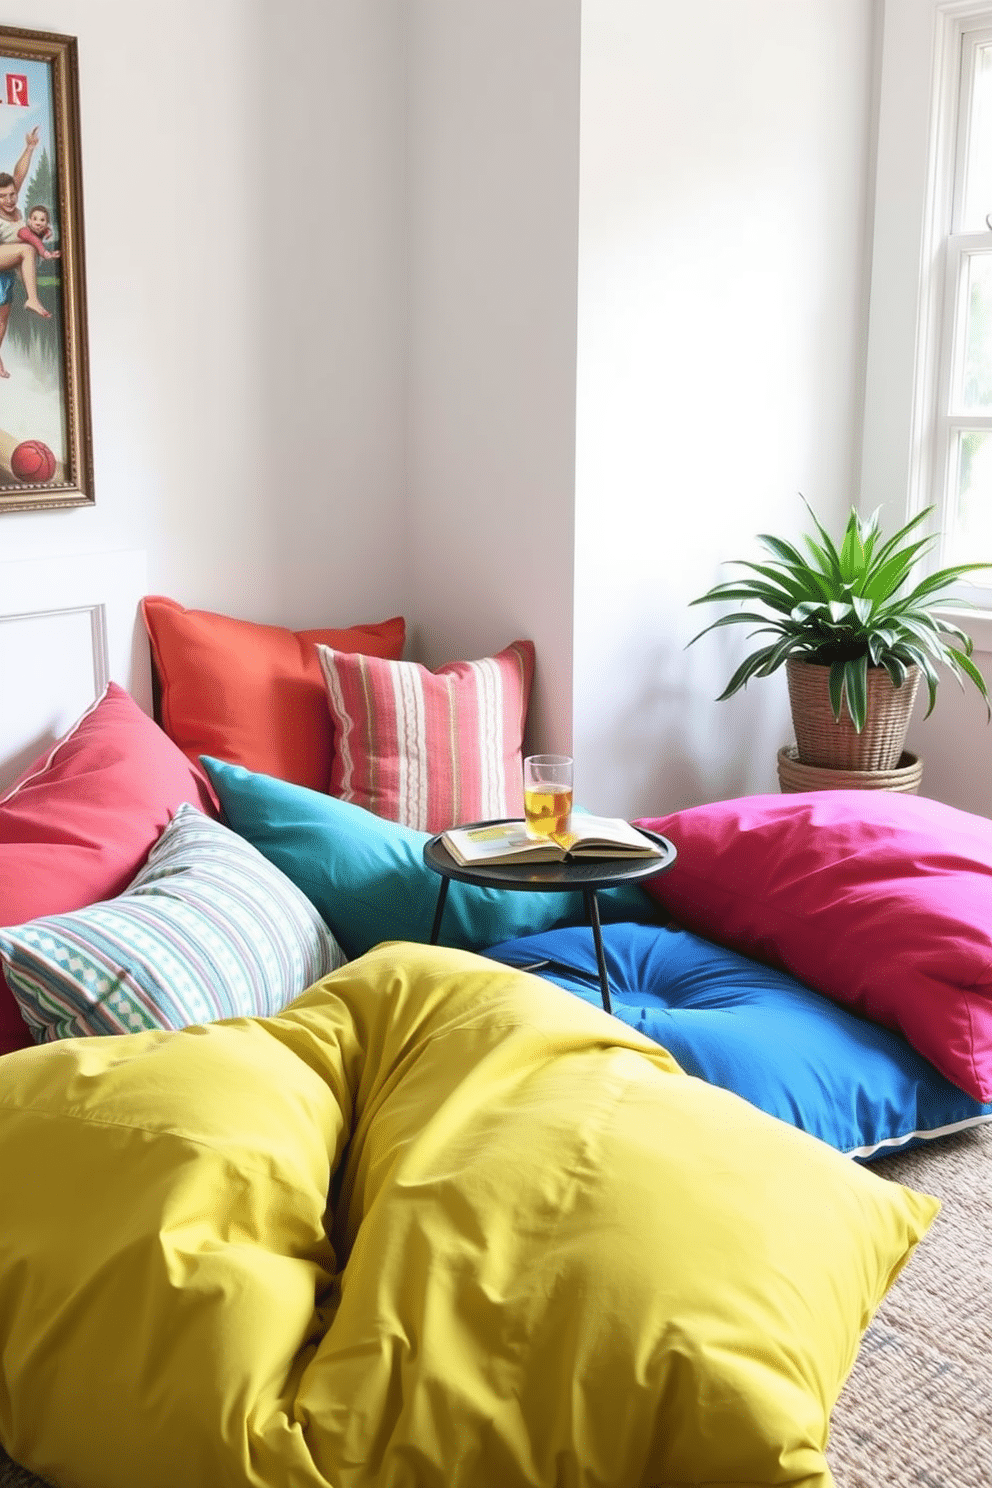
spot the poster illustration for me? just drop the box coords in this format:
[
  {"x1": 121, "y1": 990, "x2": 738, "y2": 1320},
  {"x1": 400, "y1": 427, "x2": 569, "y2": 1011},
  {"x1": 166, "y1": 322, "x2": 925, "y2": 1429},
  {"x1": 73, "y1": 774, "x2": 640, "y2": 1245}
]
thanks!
[{"x1": 0, "y1": 27, "x2": 92, "y2": 513}]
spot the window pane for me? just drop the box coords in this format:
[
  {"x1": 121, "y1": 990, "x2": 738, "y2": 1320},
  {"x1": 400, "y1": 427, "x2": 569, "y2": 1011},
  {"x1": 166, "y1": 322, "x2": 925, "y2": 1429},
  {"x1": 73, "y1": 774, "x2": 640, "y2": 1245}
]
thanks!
[
  {"x1": 961, "y1": 41, "x2": 992, "y2": 230},
  {"x1": 960, "y1": 253, "x2": 992, "y2": 410},
  {"x1": 947, "y1": 429, "x2": 992, "y2": 563}
]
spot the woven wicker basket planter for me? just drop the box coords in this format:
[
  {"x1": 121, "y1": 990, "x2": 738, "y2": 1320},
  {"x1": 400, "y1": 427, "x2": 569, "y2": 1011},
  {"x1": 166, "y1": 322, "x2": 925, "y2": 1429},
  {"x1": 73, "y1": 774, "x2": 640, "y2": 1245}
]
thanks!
[
  {"x1": 777, "y1": 745, "x2": 923, "y2": 794},
  {"x1": 786, "y1": 657, "x2": 922, "y2": 771}
]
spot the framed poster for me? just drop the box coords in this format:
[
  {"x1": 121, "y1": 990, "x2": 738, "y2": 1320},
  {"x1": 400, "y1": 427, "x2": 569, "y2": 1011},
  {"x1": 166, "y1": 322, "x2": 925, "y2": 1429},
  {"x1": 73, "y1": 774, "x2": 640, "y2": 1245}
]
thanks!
[{"x1": 0, "y1": 26, "x2": 92, "y2": 513}]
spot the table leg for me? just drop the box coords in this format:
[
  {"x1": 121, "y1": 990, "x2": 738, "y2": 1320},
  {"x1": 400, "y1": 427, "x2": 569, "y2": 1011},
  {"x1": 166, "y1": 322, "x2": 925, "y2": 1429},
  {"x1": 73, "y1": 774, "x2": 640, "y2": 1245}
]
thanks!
[
  {"x1": 429, "y1": 878, "x2": 451, "y2": 944},
  {"x1": 584, "y1": 888, "x2": 612, "y2": 1015}
]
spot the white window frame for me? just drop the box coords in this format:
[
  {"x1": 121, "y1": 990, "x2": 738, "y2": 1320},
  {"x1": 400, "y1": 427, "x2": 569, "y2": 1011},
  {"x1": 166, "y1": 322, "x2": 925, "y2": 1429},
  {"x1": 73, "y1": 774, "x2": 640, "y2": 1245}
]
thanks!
[
  {"x1": 861, "y1": 0, "x2": 992, "y2": 645},
  {"x1": 930, "y1": 23, "x2": 992, "y2": 566}
]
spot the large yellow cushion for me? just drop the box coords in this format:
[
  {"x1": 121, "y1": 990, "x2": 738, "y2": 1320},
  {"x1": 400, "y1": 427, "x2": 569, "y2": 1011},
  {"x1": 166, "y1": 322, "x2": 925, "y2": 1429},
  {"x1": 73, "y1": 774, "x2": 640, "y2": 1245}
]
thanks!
[{"x1": 0, "y1": 942, "x2": 938, "y2": 1488}]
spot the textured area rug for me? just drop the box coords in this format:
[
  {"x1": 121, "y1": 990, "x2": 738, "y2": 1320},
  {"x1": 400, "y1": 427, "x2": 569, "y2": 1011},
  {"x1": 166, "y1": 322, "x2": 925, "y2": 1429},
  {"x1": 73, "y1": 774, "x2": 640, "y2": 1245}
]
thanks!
[
  {"x1": 1, "y1": 1125, "x2": 989, "y2": 1488},
  {"x1": 826, "y1": 1123, "x2": 992, "y2": 1487},
  {"x1": 0, "y1": 1457, "x2": 45, "y2": 1488}
]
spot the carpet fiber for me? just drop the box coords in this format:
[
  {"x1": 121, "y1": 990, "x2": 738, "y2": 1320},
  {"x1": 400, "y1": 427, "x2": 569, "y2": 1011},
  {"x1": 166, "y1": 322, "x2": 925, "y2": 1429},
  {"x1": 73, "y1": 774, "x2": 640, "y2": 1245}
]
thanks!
[
  {"x1": 826, "y1": 1123, "x2": 991, "y2": 1487},
  {"x1": 1, "y1": 1126, "x2": 989, "y2": 1488}
]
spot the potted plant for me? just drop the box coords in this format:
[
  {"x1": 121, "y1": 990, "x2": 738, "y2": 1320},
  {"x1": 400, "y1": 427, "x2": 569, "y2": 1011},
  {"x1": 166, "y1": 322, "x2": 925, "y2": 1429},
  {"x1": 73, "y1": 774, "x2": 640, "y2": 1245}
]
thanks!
[{"x1": 688, "y1": 501, "x2": 991, "y2": 784}]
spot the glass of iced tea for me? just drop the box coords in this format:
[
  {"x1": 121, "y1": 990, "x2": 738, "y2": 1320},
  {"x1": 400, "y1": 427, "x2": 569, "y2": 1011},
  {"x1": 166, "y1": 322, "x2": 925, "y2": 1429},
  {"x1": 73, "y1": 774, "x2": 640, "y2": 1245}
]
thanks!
[{"x1": 523, "y1": 754, "x2": 574, "y2": 841}]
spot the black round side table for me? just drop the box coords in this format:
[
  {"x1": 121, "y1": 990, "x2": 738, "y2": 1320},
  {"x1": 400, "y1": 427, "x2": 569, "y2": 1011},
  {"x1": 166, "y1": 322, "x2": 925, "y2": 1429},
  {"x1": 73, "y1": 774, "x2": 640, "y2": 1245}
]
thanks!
[{"x1": 423, "y1": 821, "x2": 677, "y2": 1015}]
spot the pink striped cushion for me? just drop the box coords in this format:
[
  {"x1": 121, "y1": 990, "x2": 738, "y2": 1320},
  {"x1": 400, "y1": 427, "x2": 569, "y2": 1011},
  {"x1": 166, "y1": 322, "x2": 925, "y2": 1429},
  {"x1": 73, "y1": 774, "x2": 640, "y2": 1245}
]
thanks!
[{"x1": 317, "y1": 641, "x2": 536, "y2": 833}]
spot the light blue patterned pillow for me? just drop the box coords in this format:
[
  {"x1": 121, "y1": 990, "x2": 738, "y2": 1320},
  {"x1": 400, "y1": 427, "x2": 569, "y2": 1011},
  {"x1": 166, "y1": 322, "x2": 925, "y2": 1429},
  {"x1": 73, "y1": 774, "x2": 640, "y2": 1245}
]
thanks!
[{"x1": 0, "y1": 804, "x2": 346, "y2": 1041}]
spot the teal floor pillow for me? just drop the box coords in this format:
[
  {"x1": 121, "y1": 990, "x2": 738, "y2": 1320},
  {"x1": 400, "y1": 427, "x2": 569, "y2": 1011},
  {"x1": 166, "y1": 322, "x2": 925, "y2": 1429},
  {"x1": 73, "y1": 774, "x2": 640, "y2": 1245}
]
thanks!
[{"x1": 202, "y1": 759, "x2": 660, "y2": 959}]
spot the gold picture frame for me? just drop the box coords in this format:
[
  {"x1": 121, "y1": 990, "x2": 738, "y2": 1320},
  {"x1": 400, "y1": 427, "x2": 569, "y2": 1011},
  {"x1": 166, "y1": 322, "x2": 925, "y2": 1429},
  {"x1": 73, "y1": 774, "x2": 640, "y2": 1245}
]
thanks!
[{"x1": 0, "y1": 25, "x2": 92, "y2": 513}]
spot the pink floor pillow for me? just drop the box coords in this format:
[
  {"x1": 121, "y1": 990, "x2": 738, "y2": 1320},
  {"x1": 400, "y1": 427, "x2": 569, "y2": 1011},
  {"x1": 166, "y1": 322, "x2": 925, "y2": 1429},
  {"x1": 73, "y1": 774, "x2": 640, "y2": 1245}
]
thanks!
[
  {"x1": 0, "y1": 684, "x2": 218, "y2": 1057},
  {"x1": 635, "y1": 791, "x2": 992, "y2": 1103}
]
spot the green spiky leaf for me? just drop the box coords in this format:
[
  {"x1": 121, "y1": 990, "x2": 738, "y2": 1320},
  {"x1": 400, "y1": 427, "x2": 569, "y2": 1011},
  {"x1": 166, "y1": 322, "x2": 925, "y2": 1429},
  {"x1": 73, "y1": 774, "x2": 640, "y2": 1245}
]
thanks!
[{"x1": 687, "y1": 499, "x2": 992, "y2": 728}]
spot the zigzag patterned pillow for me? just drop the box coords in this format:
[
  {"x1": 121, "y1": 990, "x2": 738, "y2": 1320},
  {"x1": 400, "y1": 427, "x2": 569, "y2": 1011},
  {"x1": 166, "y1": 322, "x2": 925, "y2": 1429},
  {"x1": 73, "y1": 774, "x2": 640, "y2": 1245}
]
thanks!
[
  {"x1": 317, "y1": 640, "x2": 536, "y2": 834},
  {"x1": 0, "y1": 805, "x2": 345, "y2": 1041}
]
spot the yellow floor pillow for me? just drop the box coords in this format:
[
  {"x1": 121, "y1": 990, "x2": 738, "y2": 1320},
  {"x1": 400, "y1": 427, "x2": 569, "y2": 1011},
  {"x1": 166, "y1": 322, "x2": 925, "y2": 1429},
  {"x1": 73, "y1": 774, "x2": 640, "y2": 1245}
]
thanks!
[{"x1": 0, "y1": 942, "x2": 938, "y2": 1488}]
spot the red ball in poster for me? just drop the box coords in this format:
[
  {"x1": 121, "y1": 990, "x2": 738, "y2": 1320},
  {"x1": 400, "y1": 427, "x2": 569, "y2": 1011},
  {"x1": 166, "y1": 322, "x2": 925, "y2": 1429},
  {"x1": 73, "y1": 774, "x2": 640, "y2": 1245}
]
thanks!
[{"x1": 10, "y1": 440, "x2": 56, "y2": 483}]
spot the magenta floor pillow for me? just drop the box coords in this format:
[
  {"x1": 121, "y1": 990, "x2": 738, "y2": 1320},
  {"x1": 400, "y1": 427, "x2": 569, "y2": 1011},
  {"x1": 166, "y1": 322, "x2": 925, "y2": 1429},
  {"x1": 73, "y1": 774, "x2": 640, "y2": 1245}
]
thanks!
[{"x1": 635, "y1": 791, "x2": 992, "y2": 1103}]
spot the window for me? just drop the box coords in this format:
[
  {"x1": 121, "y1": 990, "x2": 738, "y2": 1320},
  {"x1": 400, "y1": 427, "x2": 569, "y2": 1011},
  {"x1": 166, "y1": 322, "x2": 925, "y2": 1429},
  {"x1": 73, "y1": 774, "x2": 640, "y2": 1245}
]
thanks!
[
  {"x1": 862, "y1": 0, "x2": 992, "y2": 621},
  {"x1": 933, "y1": 21, "x2": 992, "y2": 568}
]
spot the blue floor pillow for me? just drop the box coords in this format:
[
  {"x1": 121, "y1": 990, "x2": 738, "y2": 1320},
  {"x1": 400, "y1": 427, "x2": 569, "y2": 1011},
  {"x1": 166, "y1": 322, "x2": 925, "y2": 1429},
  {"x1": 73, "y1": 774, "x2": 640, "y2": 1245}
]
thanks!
[{"x1": 485, "y1": 921, "x2": 992, "y2": 1160}]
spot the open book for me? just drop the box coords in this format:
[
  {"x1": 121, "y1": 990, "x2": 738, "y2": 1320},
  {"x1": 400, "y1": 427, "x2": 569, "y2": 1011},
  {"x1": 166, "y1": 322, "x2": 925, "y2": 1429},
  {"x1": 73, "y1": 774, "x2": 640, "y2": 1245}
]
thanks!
[{"x1": 441, "y1": 815, "x2": 665, "y2": 866}]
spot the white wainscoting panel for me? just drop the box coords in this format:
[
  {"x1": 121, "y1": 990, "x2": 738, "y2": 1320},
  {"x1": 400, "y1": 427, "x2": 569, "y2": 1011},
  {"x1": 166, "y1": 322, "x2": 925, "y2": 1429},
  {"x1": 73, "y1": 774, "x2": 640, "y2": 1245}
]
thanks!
[{"x1": 0, "y1": 550, "x2": 150, "y2": 792}]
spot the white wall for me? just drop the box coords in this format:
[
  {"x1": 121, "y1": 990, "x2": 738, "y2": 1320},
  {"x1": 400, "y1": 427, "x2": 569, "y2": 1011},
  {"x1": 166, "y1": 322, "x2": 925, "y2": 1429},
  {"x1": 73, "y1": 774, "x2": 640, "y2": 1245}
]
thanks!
[
  {"x1": 10, "y1": 1, "x2": 966, "y2": 822},
  {"x1": 401, "y1": 0, "x2": 878, "y2": 817},
  {"x1": 404, "y1": 0, "x2": 581, "y2": 756},
  {"x1": 572, "y1": 0, "x2": 878, "y2": 815},
  {"x1": 0, "y1": 0, "x2": 408, "y2": 632}
]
